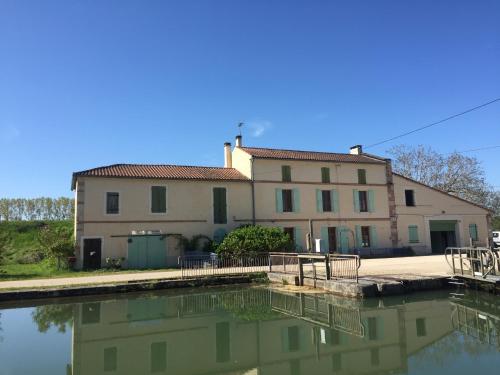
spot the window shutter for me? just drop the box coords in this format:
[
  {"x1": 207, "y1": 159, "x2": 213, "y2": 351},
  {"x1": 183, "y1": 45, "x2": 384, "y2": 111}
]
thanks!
[
  {"x1": 469, "y1": 224, "x2": 478, "y2": 241},
  {"x1": 368, "y1": 190, "x2": 375, "y2": 212},
  {"x1": 321, "y1": 167, "x2": 330, "y2": 183},
  {"x1": 294, "y1": 227, "x2": 302, "y2": 251},
  {"x1": 275, "y1": 188, "x2": 283, "y2": 213},
  {"x1": 408, "y1": 225, "x2": 419, "y2": 243},
  {"x1": 282, "y1": 166, "x2": 291, "y2": 182},
  {"x1": 358, "y1": 169, "x2": 367, "y2": 184},
  {"x1": 151, "y1": 186, "x2": 167, "y2": 213},
  {"x1": 355, "y1": 225, "x2": 362, "y2": 248},
  {"x1": 353, "y1": 190, "x2": 360, "y2": 212},
  {"x1": 335, "y1": 227, "x2": 341, "y2": 252},
  {"x1": 292, "y1": 188, "x2": 300, "y2": 213},
  {"x1": 213, "y1": 188, "x2": 227, "y2": 224},
  {"x1": 331, "y1": 190, "x2": 339, "y2": 213},
  {"x1": 320, "y1": 227, "x2": 329, "y2": 252},
  {"x1": 370, "y1": 226, "x2": 378, "y2": 248},
  {"x1": 316, "y1": 189, "x2": 323, "y2": 213}
]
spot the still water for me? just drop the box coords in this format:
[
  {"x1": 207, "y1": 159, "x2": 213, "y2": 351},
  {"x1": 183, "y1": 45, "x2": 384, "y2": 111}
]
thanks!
[{"x1": 0, "y1": 286, "x2": 499, "y2": 375}]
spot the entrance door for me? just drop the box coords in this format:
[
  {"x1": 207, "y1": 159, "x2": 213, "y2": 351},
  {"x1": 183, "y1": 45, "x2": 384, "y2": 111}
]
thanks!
[
  {"x1": 429, "y1": 220, "x2": 457, "y2": 253},
  {"x1": 327, "y1": 227, "x2": 337, "y2": 253},
  {"x1": 127, "y1": 235, "x2": 167, "y2": 269},
  {"x1": 83, "y1": 238, "x2": 102, "y2": 269}
]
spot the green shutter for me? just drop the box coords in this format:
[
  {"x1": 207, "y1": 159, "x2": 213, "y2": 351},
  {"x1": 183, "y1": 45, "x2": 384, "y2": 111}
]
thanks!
[
  {"x1": 292, "y1": 188, "x2": 300, "y2": 213},
  {"x1": 331, "y1": 189, "x2": 339, "y2": 213},
  {"x1": 294, "y1": 227, "x2": 302, "y2": 251},
  {"x1": 316, "y1": 189, "x2": 323, "y2": 213},
  {"x1": 339, "y1": 227, "x2": 350, "y2": 253},
  {"x1": 275, "y1": 188, "x2": 283, "y2": 213},
  {"x1": 320, "y1": 227, "x2": 329, "y2": 252},
  {"x1": 213, "y1": 188, "x2": 227, "y2": 224},
  {"x1": 358, "y1": 169, "x2": 367, "y2": 184},
  {"x1": 151, "y1": 186, "x2": 167, "y2": 213},
  {"x1": 408, "y1": 225, "x2": 419, "y2": 243},
  {"x1": 282, "y1": 165, "x2": 291, "y2": 182},
  {"x1": 353, "y1": 190, "x2": 360, "y2": 212},
  {"x1": 370, "y1": 226, "x2": 378, "y2": 248},
  {"x1": 368, "y1": 190, "x2": 375, "y2": 212},
  {"x1": 321, "y1": 167, "x2": 330, "y2": 183},
  {"x1": 355, "y1": 225, "x2": 362, "y2": 248},
  {"x1": 469, "y1": 224, "x2": 478, "y2": 241}
]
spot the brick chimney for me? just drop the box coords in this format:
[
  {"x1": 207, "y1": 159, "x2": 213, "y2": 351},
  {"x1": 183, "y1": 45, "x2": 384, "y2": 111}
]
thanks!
[{"x1": 224, "y1": 142, "x2": 232, "y2": 168}]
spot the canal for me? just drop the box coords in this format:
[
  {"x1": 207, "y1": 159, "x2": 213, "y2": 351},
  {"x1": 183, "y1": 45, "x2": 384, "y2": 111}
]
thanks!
[{"x1": 0, "y1": 287, "x2": 499, "y2": 374}]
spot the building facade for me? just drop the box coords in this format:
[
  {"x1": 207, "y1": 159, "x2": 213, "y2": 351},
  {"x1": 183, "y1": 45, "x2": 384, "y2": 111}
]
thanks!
[{"x1": 72, "y1": 136, "x2": 491, "y2": 269}]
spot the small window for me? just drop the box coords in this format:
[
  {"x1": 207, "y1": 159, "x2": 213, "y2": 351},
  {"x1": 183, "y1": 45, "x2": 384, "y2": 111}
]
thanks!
[
  {"x1": 409, "y1": 225, "x2": 419, "y2": 243},
  {"x1": 359, "y1": 191, "x2": 368, "y2": 212},
  {"x1": 282, "y1": 189, "x2": 293, "y2": 212},
  {"x1": 151, "y1": 186, "x2": 167, "y2": 213},
  {"x1": 283, "y1": 326, "x2": 300, "y2": 352},
  {"x1": 357, "y1": 169, "x2": 367, "y2": 184},
  {"x1": 416, "y1": 318, "x2": 427, "y2": 337},
  {"x1": 213, "y1": 187, "x2": 227, "y2": 224},
  {"x1": 106, "y1": 192, "x2": 119, "y2": 214},
  {"x1": 361, "y1": 226, "x2": 371, "y2": 247},
  {"x1": 405, "y1": 189, "x2": 415, "y2": 206},
  {"x1": 151, "y1": 342, "x2": 167, "y2": 372},
  {"x1": 322, "y1": 190, "x2": 332, "y2": 212},
  {"x1": 282, "y1": 165, "x2": 291, "y2": 182},
  {"x1": 321, "y1": 167, "x2": 330, "y2": 183},
  {"x1": 104, "y1": 347, "x2": 117, "y2": 372}
]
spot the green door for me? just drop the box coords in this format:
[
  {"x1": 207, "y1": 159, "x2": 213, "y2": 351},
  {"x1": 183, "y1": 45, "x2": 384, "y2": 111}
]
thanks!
[
  {"x1": 339, "y1": 228, "x2": 350, "y2": 254},
  {"x1": 127, "y1": 236, "x2": 167, "y2": 269}
]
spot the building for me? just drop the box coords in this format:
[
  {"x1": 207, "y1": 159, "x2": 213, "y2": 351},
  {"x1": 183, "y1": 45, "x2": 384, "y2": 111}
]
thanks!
[{"x1": 72, "y1": 135, "x2": 491, "y2": 269}]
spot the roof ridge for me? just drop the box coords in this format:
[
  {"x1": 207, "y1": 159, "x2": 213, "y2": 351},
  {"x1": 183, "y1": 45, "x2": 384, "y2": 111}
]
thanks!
[
  {"x1": 240, "y1": 146, "x2": 352, "y2": 156},
  {"x1": 78, "y1": 163, "x2": 237, "y2": 171}
]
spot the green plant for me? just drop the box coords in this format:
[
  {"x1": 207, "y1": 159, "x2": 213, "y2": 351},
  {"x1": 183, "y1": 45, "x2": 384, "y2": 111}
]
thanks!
[
  {"x1": 180, "y1": 234, "x2": 213, "y2": 252},
  {"x1": 37, "y1": 224, "x2": 74, "y2": 269},
  {"x1": 216, "y1": 225, "x2": 293, "y2": 257},
  {"x1": 105, "y1": 257, "x2": 125, "y2": 269}
]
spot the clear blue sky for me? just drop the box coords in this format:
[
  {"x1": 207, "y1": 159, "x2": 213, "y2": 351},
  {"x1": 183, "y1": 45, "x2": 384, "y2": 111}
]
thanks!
[{"x1": 1, "y1": 0, "x2": 499, "y2": 198}]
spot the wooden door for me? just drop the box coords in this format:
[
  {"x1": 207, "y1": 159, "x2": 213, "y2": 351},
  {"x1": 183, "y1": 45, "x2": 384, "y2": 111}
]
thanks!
[{"x1": 83, "y1": 238, "x2": 102, "y2": 270}]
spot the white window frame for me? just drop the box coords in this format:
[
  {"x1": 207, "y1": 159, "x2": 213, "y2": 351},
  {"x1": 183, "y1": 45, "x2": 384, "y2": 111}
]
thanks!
[
  {"x1": 149, "y1": 185, "x2": 168, "y2": 215},
  {"x1": 104, "y1": 191, "x2": 120, "y2": 216}
]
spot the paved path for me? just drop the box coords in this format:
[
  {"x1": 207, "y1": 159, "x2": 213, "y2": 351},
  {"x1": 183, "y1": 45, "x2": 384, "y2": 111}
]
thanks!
[{"x1": 0, "y1": 255, "x2": 451, "y2": 290}]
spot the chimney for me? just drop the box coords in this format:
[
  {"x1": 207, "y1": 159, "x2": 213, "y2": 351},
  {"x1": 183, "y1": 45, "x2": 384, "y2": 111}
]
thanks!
[
  {"x1": 235, "y1": 135, "x2": 242, "y2": 147},
  {"x1": 224, "y1": 142, "x2": 232, "y2": 168},
  {"x1": 349, "y1": 145, "x2": 363, "y2": 155}
]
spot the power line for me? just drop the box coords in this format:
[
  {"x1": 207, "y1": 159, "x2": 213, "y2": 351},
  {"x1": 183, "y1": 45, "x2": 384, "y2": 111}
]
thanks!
[
  {"x1": 445, "y1": 145, "x2": 500, "y2": 154},
  {"x1": 365, "y1": 97, "x2": 500, "y2": 149}
]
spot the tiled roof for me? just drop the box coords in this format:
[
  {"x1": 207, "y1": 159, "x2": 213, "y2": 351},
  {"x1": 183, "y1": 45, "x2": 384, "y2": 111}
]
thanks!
[
  {"x1": 72, "y1": 164, "x2": 249, "y2": 189},
  {"x1": 239, "y1": 147, "x2": 385, "y2": 164}
]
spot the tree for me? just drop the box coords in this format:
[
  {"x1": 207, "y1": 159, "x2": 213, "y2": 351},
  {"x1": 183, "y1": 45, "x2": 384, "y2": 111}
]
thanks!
[
  {"x1": 37, "y1": 224, "x2": 74, "y2": 268},
  {"x1": 216, "y1": 225, "x2": 293, "y2": 257},
  {"x1": 31, "y1": 304, "x2": 74, "y2": 333},
  {"x1": 388, "y1": 144, "x2": 499, "y2": 212}
]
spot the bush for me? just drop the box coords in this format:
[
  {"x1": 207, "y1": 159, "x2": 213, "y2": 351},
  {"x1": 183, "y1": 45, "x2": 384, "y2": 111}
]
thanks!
[
  {"x1": 216, "y1": 225, "x2": 293, "y2": 257},
  {"x1": 37, "y1": 224, "x2": 74, "y2": 269}
]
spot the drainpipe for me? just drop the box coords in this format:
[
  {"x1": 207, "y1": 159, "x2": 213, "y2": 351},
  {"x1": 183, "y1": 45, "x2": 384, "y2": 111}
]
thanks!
[{"x1": 251, "y1": 158, "x2": 256, "y2": 225}]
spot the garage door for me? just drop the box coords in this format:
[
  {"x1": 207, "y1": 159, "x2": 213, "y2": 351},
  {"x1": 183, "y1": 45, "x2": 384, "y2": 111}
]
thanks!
[{"x1": 127, "y1": 235, "x2": 167, "y2": 269}]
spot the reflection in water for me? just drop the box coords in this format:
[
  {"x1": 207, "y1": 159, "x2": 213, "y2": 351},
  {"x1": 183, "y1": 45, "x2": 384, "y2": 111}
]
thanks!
[{"x1": 6, "y1": 288, "x2": 500, "y2": 374}]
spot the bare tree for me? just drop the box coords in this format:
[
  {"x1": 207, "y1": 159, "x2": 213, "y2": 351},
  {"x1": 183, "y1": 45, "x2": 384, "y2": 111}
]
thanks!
[{"x1": 388, "y1": 144, "x2": 498, "y2": 212}]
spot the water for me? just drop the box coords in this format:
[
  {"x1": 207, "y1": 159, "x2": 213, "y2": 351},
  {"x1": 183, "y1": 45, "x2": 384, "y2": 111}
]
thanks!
[{"x1": 0, "y1": 287, "x2": 499, "y2": 375}]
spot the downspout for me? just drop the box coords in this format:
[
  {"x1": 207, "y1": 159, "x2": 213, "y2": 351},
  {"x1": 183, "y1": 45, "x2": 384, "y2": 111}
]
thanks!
[{"x1": 251, "y1": 158, "x2": 256, "y2": 225}]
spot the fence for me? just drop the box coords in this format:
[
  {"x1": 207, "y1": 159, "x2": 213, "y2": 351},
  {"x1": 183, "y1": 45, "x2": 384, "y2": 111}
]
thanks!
[
  {"x1": 178, "y1": 254, "x2": 269, "y2": 279},
  {"x1": 329, "y1": 255, "x2": 361, "y2": 282},
  {"x1": 269, "y1": 252, "x2": 300, "y2": 275},
  {"x1": 445, "y1": 247, "x2": 500, "y2": 279}
]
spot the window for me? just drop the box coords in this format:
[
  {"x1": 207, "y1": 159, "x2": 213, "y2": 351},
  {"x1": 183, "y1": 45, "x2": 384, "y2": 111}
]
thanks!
[
  {"x1": 104, "y1": 347, "x2": 117, "y2": 372},
  {"x1": 367, "y1": 317, "x2": 378, "y2": 340},
  {"x1": 216, "y1": 322, "x2": 231, "y2": 363},
  {"x1": 150, "y1": 342, "x2": 167, "y2": 372},
  {"x1": 405, "y1": 189, "x2": 415, "y2": 206},
  {"x1": 321, "y1": 167, "x2": 330, "y2": 183},
  {"x1": 282, "y1": 189, "x2": 293, "y2": 212},
  {"x1": 359, "y1": 191, "x2": 368, "y2": 212},
  {"x1": 283, "y1": 326, "x2": 300, "y2": 352},
  {"x1": 213, "y1": 187, "x2": 227, "y2": 224},
  {"x1": 151, "y1": 186, "x2": 167, "y2": 213},
  {"x1": 322, "y1": 190, "x2": 332, "y2": 212},
  {"x1": 282, "y1": 165, "x2": 291, "y2": 182},
  {"x1": 409, "y1": 225, "x2": 419, "y2": 243},
  {"x1": 106, "y1": 192, "x2": 119, "y2": 214},
  {"x1": 361, "y1": 226, "x2": 371, "y2": 247},
  {"x1": 469, "y1": 224, "x2": 478, "y2": 242},
  {"x1": 284, "y1": 227, "x2": 295, "y2": 245},
  {"x1": 416, "y1": 318, "x2": 427, "y2": 337},
  {"x1": 358, "y1": 169, "x2": 367, "y2": 184}
]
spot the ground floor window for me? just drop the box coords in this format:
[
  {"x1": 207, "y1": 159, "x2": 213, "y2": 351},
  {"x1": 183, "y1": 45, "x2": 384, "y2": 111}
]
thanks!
[
  {"x1": 361, "y1": 226, "x2": 371, "y2": 247},
  {"x1": 408, "y1": 225, "x2": 419, "y2": 243},
  {"x1": 469, "y1": 224, "x2": 478, "y2": 242}
]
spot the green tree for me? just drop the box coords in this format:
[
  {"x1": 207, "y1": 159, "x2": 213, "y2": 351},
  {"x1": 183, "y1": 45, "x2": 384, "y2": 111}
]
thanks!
[
  {"x1": 37, "y1": 224, "x2": 74, "y2": 268},
  {"x1": 216, "y1": 225, "x2": 293, "y2": 257},
  {"x1": 32, "y1": 304, "x2": 74, "y2": 333}
]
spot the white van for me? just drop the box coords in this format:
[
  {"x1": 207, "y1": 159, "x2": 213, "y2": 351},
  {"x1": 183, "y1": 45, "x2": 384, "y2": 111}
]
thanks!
[{"x1": 493, "y1": 231, "x2": 500, "y2": 248}]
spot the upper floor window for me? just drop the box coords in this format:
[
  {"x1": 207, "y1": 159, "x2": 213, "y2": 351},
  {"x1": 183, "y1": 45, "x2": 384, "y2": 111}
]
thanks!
[
  {"x1": 469, "y1": 224, "x2": 478, "y2": 242},
  {"x1": 359, "y1": 191, "x2": 368, "y2": 212},
  {"x1": 322, "y1": 190, "x2": 332, "y2": 212},
  {"x1": 353, "y1": 189, "x2": 374, "y2": 213},
  {"x1": 357, "y1": 169, "x2": 367, "y2": 184},
  {"x1": 321, "y1": 167, "x2": 330, "y2": 183},
  {"x1": 405, "y1": 189, "x2": 415, "y2": 206},
  {"x1": 282, "y1": 189, "x2": 293, "y2": 212},
  {"x1": 106, "y1": 192, "x2": 119, "y2": 215},
  {"x1": 151, "y1": 186, "x2": 167, "y2": 213},
  {"x1": 213, "y1": 187, "x2": 227, "y2": 224},
  {"x1": 276, "y1": 188, "x2": 300, "y2": 213},
  {"x1": 282, "y1": 165, "x2": 291, "y2": 182}
]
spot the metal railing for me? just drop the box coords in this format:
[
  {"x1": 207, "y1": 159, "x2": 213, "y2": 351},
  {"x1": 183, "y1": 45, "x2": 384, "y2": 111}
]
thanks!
[
  {"x1": 178, "y1": 254, "x2": 269, "y2": 279},
  {"x1": 299, "y1": 254, "x2": 331, "y2": 282},
  {"x1": 329, "y1": 254, "x2": 361, "y2": 282},
  {"x1": 445, "y1": 247, "x2": 500, "y2": 279},
  {"x1": 269, "y1": 252, "x2": 300, "y2": 275}
]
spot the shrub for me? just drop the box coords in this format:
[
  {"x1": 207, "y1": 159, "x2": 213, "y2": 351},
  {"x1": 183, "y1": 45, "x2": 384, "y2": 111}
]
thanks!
[
  {"x1": 37, "y1": 224, "x2": 74, "y2": 269},
  {"x1": 216, "y1": 225, "x2": 293, "y2": 257}
]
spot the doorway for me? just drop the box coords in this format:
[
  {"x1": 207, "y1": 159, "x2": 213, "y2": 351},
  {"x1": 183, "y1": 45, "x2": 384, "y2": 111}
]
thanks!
[
  {"x1": 327, "y1": 227, "x2": 337, "y2": 253},
  {"x1": 83, "y1": 238, "x2": 102, "y2": 269},
  {"x1": 429, "y1": 220, "x2": 457, "y2": 253}
]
